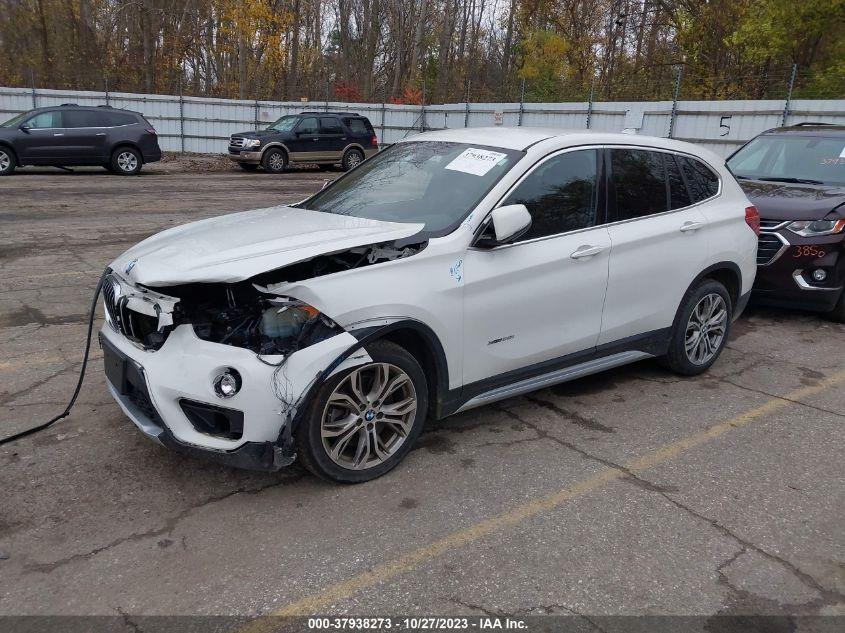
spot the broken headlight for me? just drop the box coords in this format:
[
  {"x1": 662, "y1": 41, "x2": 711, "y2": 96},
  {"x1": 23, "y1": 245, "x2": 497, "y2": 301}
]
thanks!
[{"x1": 188, "y1": 290, "x2": 342, "y2": 355}]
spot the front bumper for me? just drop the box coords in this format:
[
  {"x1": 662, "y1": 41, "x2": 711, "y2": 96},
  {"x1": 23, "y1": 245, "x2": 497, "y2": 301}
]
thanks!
[
  {"x1": 100, "y1": 322, "x2": 369, "y2": 470},
  {"x1": 752, "y1": 227, "x2": 844, "y2": 312},
  {"x1": 227, "y1": 150, "x2": 262, "y2": 164}
]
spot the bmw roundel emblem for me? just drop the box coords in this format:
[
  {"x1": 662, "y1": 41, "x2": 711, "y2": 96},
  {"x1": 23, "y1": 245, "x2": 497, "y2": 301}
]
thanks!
[{"x1": 124, "y1": 259, "x2": 138, "y2": 275}]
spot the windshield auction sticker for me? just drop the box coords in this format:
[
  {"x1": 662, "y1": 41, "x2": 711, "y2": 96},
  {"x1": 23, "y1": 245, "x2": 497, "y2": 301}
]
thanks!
[{"x1": 445, "y1": 148, "x2": 508, "y2": 176}]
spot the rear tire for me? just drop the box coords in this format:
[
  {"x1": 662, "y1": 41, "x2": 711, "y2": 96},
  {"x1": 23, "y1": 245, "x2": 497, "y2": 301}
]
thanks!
[
  {"x1": 111, "y1": 147, "x2": 142, "y2": 175},
  {"x1": 262, "y1": 148, "x2": 288, "y2": 173},
  {"x1": 238, "y1": 163, "x2": 259, "y2": 171},
  {"x1": 0, "y1": 147, "x2": 16, "y2": 175},
  {"x1": 296, "y1": 340, "x2": 428, "y2": 483},
  {"x1": 661, "y1": 279, "x2": 732, "y2": 375},
  {"x1": 341, "y1": 148, "x2": 364, "y2": 171}
]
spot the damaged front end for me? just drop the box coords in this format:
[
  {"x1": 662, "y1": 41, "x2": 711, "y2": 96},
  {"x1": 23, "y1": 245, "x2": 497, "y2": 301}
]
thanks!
[{"x1": 100, "y1": 237, "x2": 425, "y2": 471}]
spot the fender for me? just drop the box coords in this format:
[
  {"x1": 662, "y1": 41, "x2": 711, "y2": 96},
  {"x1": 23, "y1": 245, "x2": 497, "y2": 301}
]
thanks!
[
  {"x1": 689, "y1": 261, "x2": 743, "y2": 304},
  {"x1": 340, "y1": 142, "x2": 366, "y2": 156},
  {"x1": 258, "y1": 141, "x2": 291, "y2": 158}
]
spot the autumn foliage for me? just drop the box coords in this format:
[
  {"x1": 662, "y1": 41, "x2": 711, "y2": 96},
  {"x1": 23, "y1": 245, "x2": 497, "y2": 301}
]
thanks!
[{"x1": 0, "y1": 0, "x2": 841, "y2": 103}]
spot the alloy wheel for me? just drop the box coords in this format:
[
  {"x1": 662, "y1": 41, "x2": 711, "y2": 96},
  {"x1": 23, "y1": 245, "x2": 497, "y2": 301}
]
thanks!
[
  {"x1": 0, "y1": 150, "x2": 9, "y2": 172},
  {"x1": 685, "y1": 293, "x2": 727, "y2": 365},
  {"x1": 117, "y1": 151, "x2": 138, "y2": 173},
  {"x1": 346, "y1": 152, "x2": 362, "y2": 168},
  {"x1": 320, "y1": 362, "x2": 417, "y2": 470},
  {"x1": 268, "y1": 152, "x2": 286, "y2": 171}
]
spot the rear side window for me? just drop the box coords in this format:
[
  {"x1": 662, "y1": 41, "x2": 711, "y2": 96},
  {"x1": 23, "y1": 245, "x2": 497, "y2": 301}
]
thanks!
[
  {"x1": 679, "y1": 156, "x2": 719, "y2": 202},
  {"x1": 665, "y1": 153, "x2": 692, "y2": 209},
  {"x1": 610, "y1": 149, "x2": 668, "y2": 220},
  {"x1": 320, "y1": 117, "x2": 343, "y2": 134},
  {"x1": 104, "y1": 111, "x2": 137, "y2": 126},
  {"x1": 25, "y1": 111, "x2": 62, "y2": 128},
  {"x1": 345, "y1": 118, "x2": 371, "y2": 135},
  {"x1": 64, "y1": 110, "x2": 103, "y2": 128},
  {"x1": 503, "y1": 149, "x2": 598, "y2": 240},
  {"x1": 296, "y1": 117, "x2": 319, "y2": 135}
]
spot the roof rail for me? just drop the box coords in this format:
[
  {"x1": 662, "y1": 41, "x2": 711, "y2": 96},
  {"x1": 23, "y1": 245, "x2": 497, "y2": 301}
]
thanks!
[
  {"x1": 793, "y1": 122, "x2": 833, "y2": 126},
  {"x1": 96, "y1": 104, "x2": 114, "y2": 108},
  {"x1": 299, "y1": 111, "x2": 360, "y2": 116},
  {"x1": 60, "y1": 103, "x2": 78, "y2": 106}
]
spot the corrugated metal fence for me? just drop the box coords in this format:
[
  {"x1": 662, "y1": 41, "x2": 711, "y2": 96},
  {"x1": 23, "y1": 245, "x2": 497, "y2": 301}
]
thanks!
[{"x1": 2, "y1": 86, "x2": 843, "y2": 158}]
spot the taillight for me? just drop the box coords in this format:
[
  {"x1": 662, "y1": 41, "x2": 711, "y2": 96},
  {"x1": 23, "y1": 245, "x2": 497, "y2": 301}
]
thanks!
[
  {"x1": 145, "y1": 127, "x2": 157, "y2": 136},
  {"x1": 745, "y1": 205, "x2": 760, "y2": 235},
  {"x1": 371, "y1": 135, "x2": 378, "y2": 147}
]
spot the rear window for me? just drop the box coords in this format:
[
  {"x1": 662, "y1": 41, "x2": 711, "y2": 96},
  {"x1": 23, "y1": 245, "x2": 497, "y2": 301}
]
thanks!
[
  {"x1": 610, "y1": 149, "x2": 668, "y2": 220},
  {"x1": 64, "y1": 110, "x2": 104, "y2": 128},
  {"x1": 679, "y1": 156, "x2": 720, "y2": 201},
  {"x1": 345, "y1": 118, "x2": 372, "y2": 135},
  {"x1": 665, "y1": 153, "x2": 692, "y2": 209},
  {"x1": 104, "y1": 111, "x2": 138, "y2": 126},
  {"x1": 320, "y1": 117, "x2": 343, "y2": 134}
]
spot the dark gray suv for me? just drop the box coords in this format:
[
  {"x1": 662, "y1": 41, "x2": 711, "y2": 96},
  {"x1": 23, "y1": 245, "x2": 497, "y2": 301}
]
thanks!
[{"x1": 0, "y1": 105, "x2": 162, "y2": 176}]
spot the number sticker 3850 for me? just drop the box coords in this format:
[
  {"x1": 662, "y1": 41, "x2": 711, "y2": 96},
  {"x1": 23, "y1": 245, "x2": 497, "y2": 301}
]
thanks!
[{"x1": 794, "y1": 245, "x2": 826, "y2": 258}]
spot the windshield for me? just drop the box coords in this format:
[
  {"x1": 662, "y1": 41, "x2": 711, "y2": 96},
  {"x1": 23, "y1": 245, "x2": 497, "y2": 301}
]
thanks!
[
  {"x1": 728, "y1": 135, "x2": 845, "y2": 186},
  {"x1": 299, "y1": 141, "x2": 523, "y2": 235},
  {"x1": 268, "y1": 116, "x2": 297, "y2": 132},
  {"x1": 1, "y1": 112, "x2": 30, "y2": 127}
]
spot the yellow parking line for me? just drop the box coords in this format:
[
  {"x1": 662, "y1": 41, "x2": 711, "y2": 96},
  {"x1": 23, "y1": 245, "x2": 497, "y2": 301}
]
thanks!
[{"x1": 238, "y1": 369, "x2": 845, "y2": 625}]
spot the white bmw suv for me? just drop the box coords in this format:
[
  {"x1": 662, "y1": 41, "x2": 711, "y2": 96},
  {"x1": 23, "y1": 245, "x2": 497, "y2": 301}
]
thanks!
[{"x1": 100, "y1": 128, "x2": 758, "y2": 482}]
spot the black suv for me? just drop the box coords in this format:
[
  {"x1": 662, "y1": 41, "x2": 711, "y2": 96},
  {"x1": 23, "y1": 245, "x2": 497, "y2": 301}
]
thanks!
[
  {"x1": 727, "y1": 124, "x2": 845, "y2": 321},
  {"x1": 0, "y1": 104, "x2": 161, "y2": 176},
  {"x1": 228, "y1": 112, "x2": 378, "y2": 173}
]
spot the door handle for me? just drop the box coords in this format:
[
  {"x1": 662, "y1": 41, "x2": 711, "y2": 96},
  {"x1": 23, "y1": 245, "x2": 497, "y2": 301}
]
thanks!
[
  {"x1": 570, "y1": 245, "x2": 606, "y2": 259},
  {"x1": 95, "y1": 132, "x2": 106, "y2": 136},
  {"x1": 53, "y1": 133, "x2": 64, "y2": 136},
  {"x1": 680, "y1": 221, "x2": 705, "y2": 232}
]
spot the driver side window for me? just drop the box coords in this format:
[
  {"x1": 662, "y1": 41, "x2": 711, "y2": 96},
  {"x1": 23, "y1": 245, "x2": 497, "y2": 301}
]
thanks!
[
  {"x1": 503, "y1": 149, "x2": 598, "y2": 241},
  {"x1": 25, "y1": 111, "x2": 62, "y2": 129}
]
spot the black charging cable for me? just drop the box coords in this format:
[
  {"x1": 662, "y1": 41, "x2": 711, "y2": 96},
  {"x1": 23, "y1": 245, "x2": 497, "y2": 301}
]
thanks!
[{"x1": 0, "y1": 270, "x2": 108, "y2": 446}]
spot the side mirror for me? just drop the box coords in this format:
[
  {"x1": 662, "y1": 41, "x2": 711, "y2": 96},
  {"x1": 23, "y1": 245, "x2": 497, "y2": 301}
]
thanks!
[
  {"x1": 19, "y1": 125, "x2": 30, "y2": 133},
  {"x1": 321, "y1": 179, "x2": 334, "y2": 190},
  {"x1": 476, "y1": 204, "x2": 532, "y2": 247}
]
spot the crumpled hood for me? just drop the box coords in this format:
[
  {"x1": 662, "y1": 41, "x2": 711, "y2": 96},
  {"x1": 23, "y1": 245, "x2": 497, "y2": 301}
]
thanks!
[
  {"x1": 110, "y1": 205, "x2": 423, "y2": 286},
  {"x1": 740, "y1": 180, "x2": 845, "y2": 221}
]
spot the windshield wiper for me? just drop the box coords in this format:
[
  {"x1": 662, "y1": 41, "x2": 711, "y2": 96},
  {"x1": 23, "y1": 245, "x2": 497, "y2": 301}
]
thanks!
[{"x1": 757, "y1": 177, "x2": 824, "y2": 185}]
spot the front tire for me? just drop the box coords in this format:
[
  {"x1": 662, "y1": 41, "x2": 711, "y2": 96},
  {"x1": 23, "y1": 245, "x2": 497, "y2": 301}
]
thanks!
[
  {"x1": 111, "y1": 147, "x2": 142, "y2": 175},
  {"x1": 0, "y1": 147, "x2": 16, "y2": 175},
  {"x1": 661, "y1": 279, "x2": 732, "y2": 375},
  {"x1": 341, "y1": 148, "x2": 364, "y2": 171},
  {"x1": 296, "y1": 340, "x2": 428, "y2": 483},
  {"x1": 827, "y1": 291, "x2": 845, "y2": 323},
  {"x1": 262, "y1": 148, "x2": 288, "y2": 173}
]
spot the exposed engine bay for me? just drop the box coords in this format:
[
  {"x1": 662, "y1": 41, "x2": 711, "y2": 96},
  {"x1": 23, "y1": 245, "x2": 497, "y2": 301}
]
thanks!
[{"x1": 111, "y1": 240, "x2": 426, "y2": 354}]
